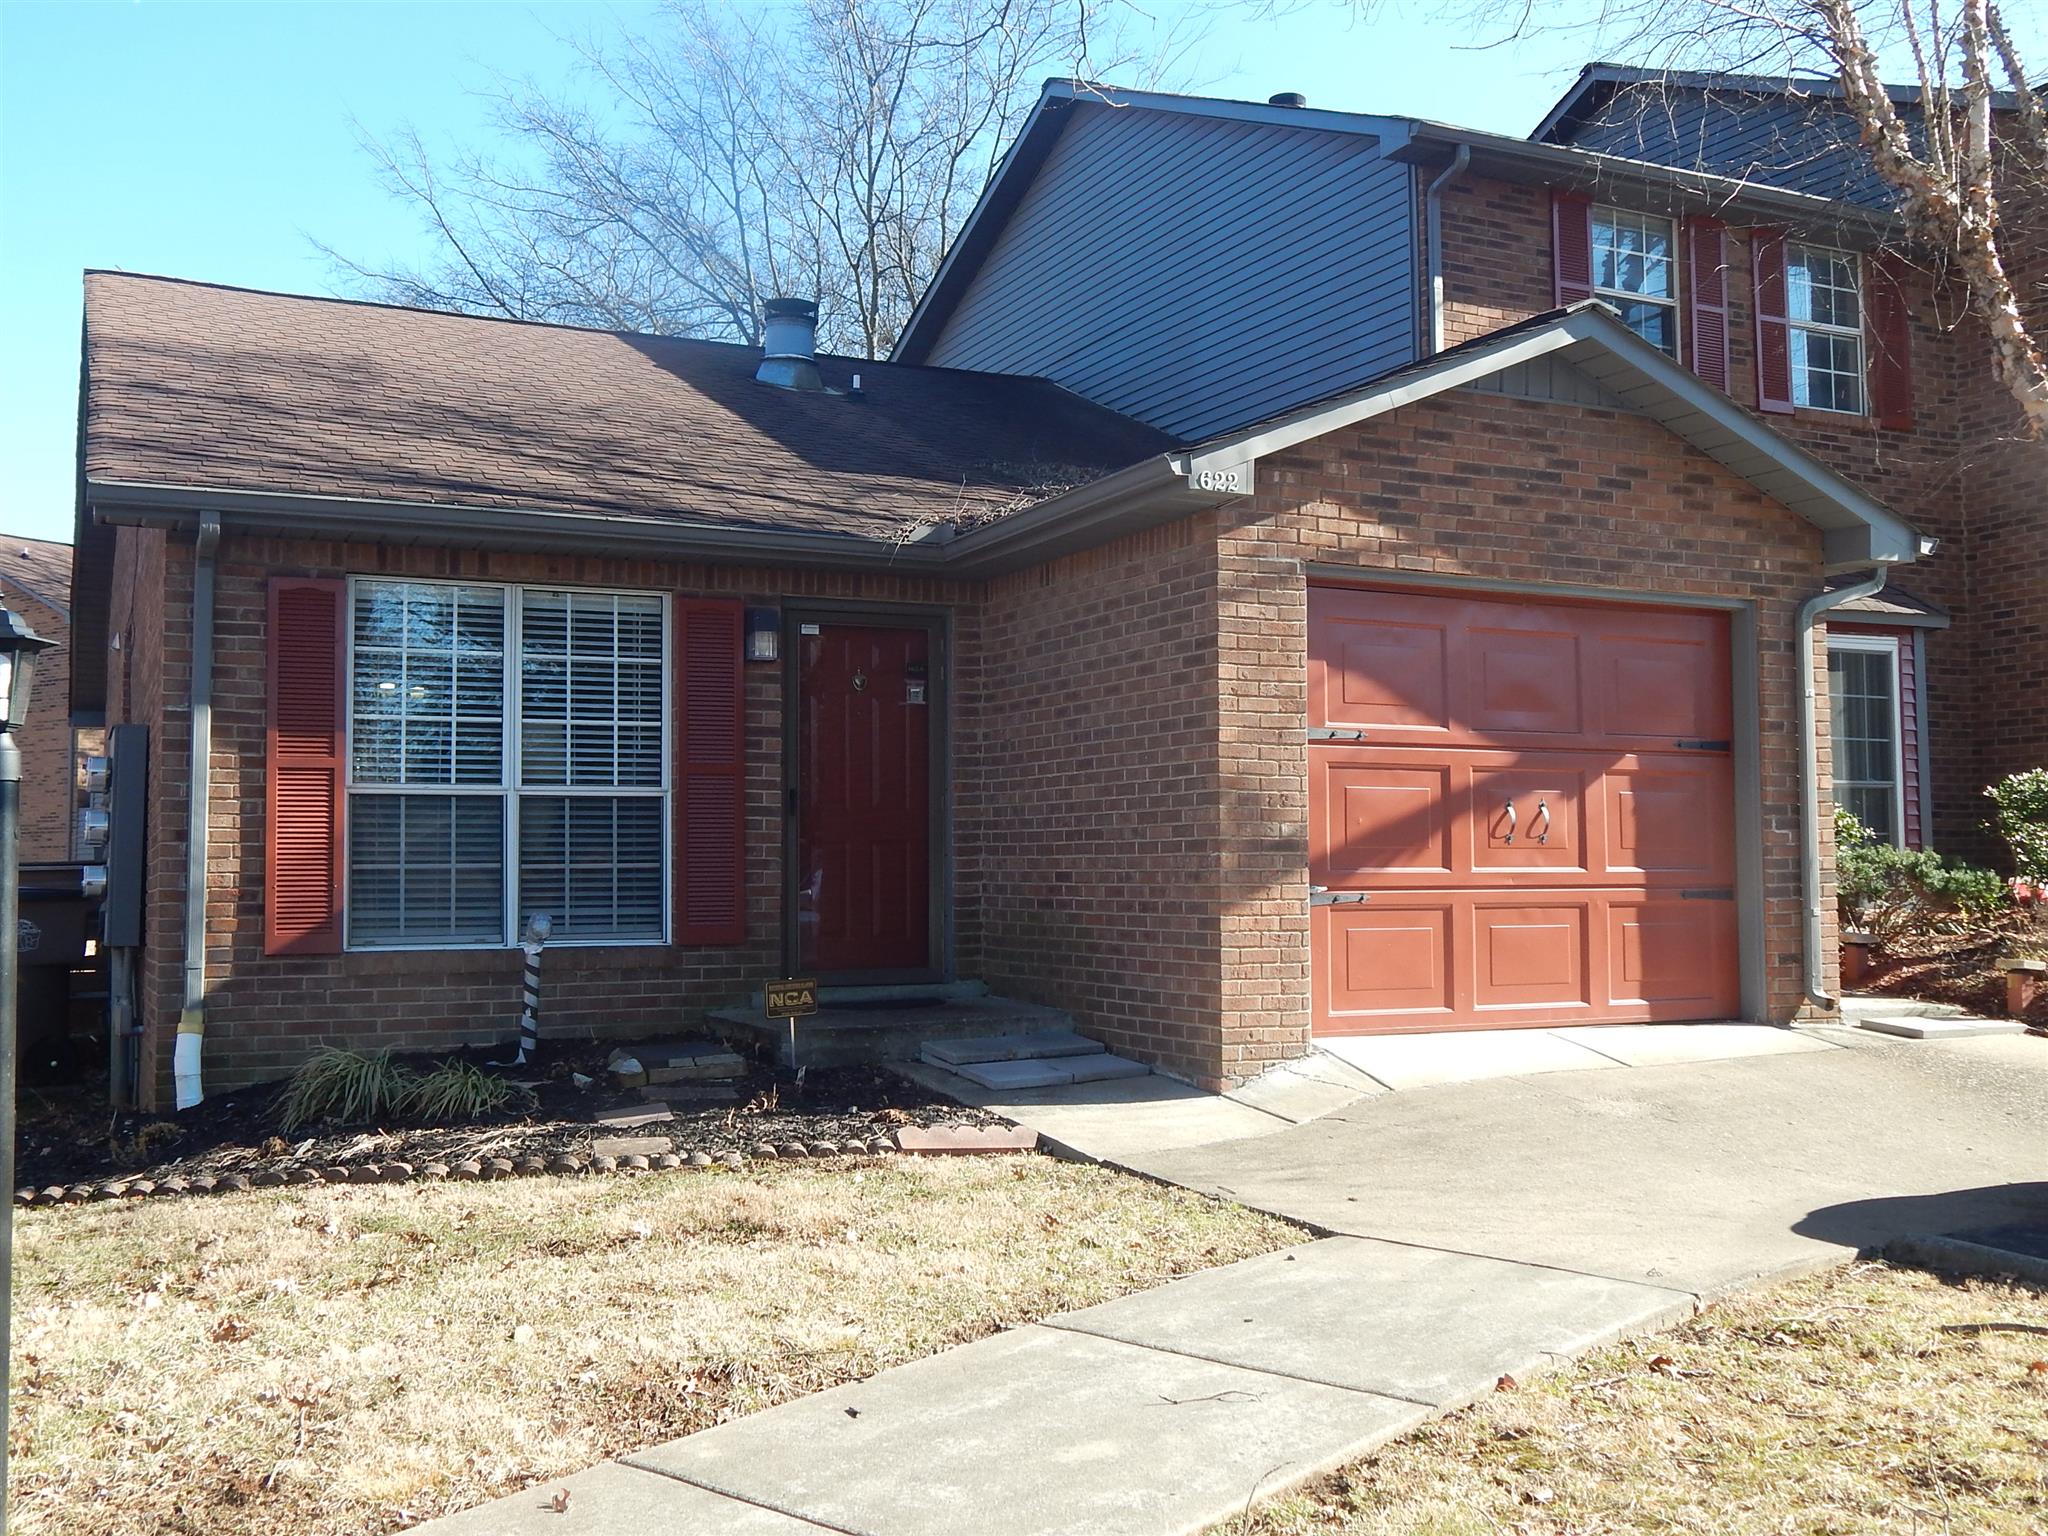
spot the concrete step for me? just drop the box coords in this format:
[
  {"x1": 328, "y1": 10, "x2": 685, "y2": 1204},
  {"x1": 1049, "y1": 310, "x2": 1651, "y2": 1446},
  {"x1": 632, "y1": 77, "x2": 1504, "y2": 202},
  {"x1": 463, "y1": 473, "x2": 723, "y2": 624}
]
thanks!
[
  {"x1": 950, "y1": 1052, "x2": 1151, "y2": 1091},
  {"x1": 711, "y1": 995, "x2": 1074, "y2": 1069},
  {"x1": 921, "y1": 1029, "x2": 1105, "y2": 1067},
  {"x1": 1855, "y1": 1014, "x2": 2026, "y2": 1040},
  {"x1": 1840, "y1": 994, "x2": 1974, "y2": 1020}
]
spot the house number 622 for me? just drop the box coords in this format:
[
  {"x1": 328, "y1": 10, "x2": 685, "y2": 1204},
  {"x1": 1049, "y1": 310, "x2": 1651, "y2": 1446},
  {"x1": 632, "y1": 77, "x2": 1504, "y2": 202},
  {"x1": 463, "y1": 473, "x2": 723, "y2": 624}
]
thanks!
[{"x1": 1193, "y1": 467, "x2": 1249, "y2": 493}]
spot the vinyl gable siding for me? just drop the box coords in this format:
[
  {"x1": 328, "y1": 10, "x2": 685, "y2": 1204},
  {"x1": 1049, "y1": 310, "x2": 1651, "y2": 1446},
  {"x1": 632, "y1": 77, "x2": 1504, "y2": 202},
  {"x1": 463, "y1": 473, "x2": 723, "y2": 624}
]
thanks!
[{"x1": 925, "y1": 102, "x2": 1418, "y2": 441}]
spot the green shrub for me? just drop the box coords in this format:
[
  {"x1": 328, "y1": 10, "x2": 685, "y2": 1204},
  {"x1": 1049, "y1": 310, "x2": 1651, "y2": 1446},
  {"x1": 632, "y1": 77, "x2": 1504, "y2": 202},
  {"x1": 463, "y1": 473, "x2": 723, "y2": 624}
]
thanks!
[
  {"x1": 403, "y1": 1059, "x2": 532, "y2": 1123},
  {"x1": 1986, "y1": 768, "x2": 2048, "y2": 885},
  {"x1": 1835, "y1": 809, "x2": 2011, "y2": 945},
  {"x1": 278, "y1": 1048, "x2": 416, "y2": 1130}
]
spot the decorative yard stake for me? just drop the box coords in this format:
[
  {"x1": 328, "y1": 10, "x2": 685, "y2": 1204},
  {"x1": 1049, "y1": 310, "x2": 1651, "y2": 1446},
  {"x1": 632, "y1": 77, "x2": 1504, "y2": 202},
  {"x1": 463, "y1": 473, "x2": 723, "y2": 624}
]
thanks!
[{"x1": 490, "y1": 912, "x2": 553, "y2": 1067}]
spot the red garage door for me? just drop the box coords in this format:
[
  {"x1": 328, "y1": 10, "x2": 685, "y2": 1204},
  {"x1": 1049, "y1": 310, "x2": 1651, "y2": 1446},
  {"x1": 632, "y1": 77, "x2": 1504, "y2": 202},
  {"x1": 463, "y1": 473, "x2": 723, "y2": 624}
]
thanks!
[{"x1": 1309, "y1": 586, "x2": 1740, "y2": 1035}]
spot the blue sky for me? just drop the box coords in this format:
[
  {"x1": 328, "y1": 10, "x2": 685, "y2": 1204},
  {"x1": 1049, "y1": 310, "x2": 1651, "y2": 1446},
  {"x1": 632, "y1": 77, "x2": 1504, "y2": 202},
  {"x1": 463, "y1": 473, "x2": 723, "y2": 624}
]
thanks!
[{"x1": 0, "y1": 0, "x2": 1833, "y2": 542}]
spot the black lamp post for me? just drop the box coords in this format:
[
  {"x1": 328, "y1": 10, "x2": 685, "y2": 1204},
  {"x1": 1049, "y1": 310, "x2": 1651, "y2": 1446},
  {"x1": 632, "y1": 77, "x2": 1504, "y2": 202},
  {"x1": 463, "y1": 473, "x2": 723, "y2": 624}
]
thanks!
[{"x1": 0, "y1": 601, "x2": 55, "y2": 1519}]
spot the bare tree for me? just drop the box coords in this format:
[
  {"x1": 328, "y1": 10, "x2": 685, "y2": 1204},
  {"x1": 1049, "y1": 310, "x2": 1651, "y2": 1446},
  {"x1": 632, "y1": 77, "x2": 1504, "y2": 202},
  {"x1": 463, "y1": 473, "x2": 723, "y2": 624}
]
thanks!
[
  {"x1": 1419, "y1": 0, "x2": 2048, "y2": 435},
  {"x1": 323, "y1": 0, "x2": 1185, "y2": 356}
]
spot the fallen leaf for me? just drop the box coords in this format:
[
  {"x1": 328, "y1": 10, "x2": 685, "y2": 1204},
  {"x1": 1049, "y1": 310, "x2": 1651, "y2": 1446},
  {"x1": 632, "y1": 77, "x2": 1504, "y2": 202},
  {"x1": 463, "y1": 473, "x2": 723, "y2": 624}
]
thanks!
[
  {"x1": 549, "y1": 1488, "x2": 571, "y2": 1513},
  {"x1": 1525, "y1": 1486, "x2": 1556, "y2": 1505},
  {"x1": 2029, "y1": 1360, "x2": 2048, "y2": 1374},
  {"x1": 1646, "y1": 1354, "x2": 1683, "y2": 1378},
  {"x1": 512, "y1": 1325, "x2": 535, "y2": 1346},
  {"x1": 211, "y1": 1316, "x2": 252, "y2": 1343},
  {"x1": 1495, "y1": 1373, "x2": 1518, "y2": 1392}
]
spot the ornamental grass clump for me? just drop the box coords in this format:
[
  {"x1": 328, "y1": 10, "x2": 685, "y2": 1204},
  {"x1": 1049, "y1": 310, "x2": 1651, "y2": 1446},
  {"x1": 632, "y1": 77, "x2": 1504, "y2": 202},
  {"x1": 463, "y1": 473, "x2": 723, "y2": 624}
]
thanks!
[
  {"x1": 277, "y1": 1049, "x2": 533, "y2": 1130},
  {"x1": 277, "y1": 1047, "x2": 416, "y2": 1130}
]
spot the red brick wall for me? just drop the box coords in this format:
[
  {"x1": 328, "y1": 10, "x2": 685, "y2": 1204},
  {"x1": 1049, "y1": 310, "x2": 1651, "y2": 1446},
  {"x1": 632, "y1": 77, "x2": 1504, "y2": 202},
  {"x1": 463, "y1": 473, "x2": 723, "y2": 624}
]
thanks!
[
  {"x1": 966, "y1": 518, "x2": 1227, "y2": 1084},
  {"x1": 1211, "y1": 390, "x2": 1837, "y2": 1081},
  {"x1": 114, "y1": 528, "x2": 978, "y2": 1104},
  {"x1": 8, "y1": 585, "x2": 81, "y2": 863},
  {"x1": 1435, "y1": 173, "x2": 2048, "y2": 856}
]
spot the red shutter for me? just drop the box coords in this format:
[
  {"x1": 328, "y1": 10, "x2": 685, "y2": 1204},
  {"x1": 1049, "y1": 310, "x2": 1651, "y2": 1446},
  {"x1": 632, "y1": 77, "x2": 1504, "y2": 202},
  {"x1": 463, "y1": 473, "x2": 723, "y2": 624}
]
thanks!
[
  {"x1": 1551, "y1": 190, "x2": 1594, "y2": 306},
  {"x1": 675, "y1": 598, "x2": 746, "y2": 946},
  {"x1": 1752, "y1": 228, "x2": 1795, "y2": 414},
  {"x1": 265, "y1": 578, "x2": 346, "y2": 955},
  {"x1": 1867, "y1": 253, "x2": 1916, "y2": 430},
  {"x1": 1685, "y1": 217, "x2": 1731, "y2": 392}
]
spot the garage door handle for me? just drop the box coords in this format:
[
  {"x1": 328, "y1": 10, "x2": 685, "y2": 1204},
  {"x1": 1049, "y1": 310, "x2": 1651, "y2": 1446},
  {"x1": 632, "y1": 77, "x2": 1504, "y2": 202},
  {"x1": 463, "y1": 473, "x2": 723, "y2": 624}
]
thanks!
[
  {"x1": 1308, "y1": 888, "x2": 1369, "y2": 906},
  {"x1": 1533, "y1": 797, "x2": 1550, "y2": 845},
  {"x1": 1306, "y1": 727, "x2": 1365, "y2": 742},
  {"x1": 1501, "y1": 798, "x2": 1517, "y2": 844}
]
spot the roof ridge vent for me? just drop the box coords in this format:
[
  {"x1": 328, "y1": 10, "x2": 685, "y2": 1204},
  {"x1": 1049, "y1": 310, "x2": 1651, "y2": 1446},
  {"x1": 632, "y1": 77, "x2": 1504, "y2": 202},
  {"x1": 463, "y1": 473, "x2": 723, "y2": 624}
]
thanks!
[
  {"x1": 757, "y1": 297, "x2": 822, "y2": 391},
  {"x1": 1268, "y1": 92, "x2": 1307, "y2": 108}
]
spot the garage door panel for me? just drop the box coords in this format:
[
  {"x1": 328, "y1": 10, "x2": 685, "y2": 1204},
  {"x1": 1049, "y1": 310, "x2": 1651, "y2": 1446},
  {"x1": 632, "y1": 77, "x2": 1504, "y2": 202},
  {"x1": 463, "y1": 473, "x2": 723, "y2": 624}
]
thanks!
[
  {"x1": 1473, "y1": 902, "x2": 1591, "y2": 1011},
  {"x1": 1469, "y1": 765, "x2": 1588, "y2": 876},
  {"x1": 1467, "y1": 626, "x2": 1584, "y2": 736},
  {"x1": 1606, "y1": 896, "x2": 1739, "y2": 1013},
  {"x1": 1309, "y1": 584, "x2": 1740, "y2": 1036},
  {"x1": 1314, "y1": 758, "x2": 1454, "y2": 879},
  {"x1": 1314, "y1": 902, "x2": 1458, "y2": 1025},
  {"x1": 1603, "y1": 760, "x2": 1733, "y2": 880},
  {"x1": 1592, "y1": 626, "x2": 1732, "y2": 746},
  {"x1": 1310, "y1": 610, "x2": 1451, "y2": 735}
]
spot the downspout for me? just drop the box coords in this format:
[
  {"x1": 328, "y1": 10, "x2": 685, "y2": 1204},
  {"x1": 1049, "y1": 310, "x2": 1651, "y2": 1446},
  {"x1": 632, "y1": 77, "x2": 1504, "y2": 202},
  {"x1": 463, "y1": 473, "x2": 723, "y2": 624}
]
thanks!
[
  {"x1": 174, "y1": 513, "x2": 220, "y2": 1109},
  {"x1": 1423, "y1": 146, "x2": 1471, "y2": 355},
  {"x1": 1798, "y1": 564, "x2": 1888, "y2": 1012}
]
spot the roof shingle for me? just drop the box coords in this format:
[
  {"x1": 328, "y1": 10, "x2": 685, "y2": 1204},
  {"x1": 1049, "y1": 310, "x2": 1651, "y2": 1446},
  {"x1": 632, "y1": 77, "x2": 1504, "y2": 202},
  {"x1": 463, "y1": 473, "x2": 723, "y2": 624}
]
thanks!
[{"x1": 82, "y1": 273, "x2": 1176, "y2": 543}]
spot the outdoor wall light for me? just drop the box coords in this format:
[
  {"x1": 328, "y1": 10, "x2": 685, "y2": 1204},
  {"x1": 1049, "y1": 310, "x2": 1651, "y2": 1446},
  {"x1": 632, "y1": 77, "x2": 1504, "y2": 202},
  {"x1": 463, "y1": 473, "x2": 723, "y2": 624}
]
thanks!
[
  {"x1": 745, "y1": 606, "x2": 781, "y2": 664},
  {"x1": 0, "y1": 605, "x2": 54, "y2": 733}
]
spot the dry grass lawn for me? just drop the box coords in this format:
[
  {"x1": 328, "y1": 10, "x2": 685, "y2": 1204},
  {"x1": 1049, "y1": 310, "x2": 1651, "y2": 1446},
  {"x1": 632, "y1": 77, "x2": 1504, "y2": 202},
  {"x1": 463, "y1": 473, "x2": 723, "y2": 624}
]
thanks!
[
  {"x1": 1220, "y1": 1261, "x2": 2048, "y2": 1536},
  {"x1": 10, "y1": 1155, "x2": 1301, "y2": 1536}
]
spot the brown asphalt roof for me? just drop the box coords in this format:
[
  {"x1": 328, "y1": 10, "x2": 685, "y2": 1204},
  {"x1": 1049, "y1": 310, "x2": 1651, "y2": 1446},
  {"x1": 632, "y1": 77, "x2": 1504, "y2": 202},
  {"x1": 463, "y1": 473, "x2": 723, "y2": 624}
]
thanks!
[
  {"x1": 82, "y1": 272, "x2": 1178, "y2": 543},
  {"x1": 0, "y1": 535, "x2": 74, "y2": 620}
]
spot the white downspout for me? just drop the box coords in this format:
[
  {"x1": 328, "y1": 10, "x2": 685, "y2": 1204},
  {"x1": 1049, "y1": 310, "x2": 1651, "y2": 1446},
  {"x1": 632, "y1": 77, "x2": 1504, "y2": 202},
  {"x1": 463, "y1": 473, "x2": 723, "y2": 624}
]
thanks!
[
  {"x1": 1798, "y1": 565, "x2": 1888, "y2": 1012},
  {"x1": 1423, "y1": 146, "x2": 1470, "y2": 355},
  {"x1": 174, "y1": 513, "x2": 221, "y2": 1109}
]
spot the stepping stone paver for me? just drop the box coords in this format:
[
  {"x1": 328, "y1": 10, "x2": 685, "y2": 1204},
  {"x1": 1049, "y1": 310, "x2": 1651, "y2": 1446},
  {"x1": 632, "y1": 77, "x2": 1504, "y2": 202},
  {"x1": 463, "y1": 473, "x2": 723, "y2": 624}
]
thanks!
[
  {"x1": 592, "y1": 1106, "x2": 674, "y2": 1130},
  {"x1": 953, "y1": 1053, "x2": 1149, "y2": 1090},
  {"x1": 591, "y1": 1136, "x2": 673, "y2": 1159},
  {"x1": 919, "y1": 1028, "x2": 1105, "y2": 1066},
  {"x1": 1856, "y1": 1014, "x2": 2026, "y2": 1040}
]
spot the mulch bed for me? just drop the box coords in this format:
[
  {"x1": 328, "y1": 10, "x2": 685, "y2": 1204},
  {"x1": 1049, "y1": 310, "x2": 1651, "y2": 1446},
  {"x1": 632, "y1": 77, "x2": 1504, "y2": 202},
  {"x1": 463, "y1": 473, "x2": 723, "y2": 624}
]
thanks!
[
  {"x1": 14, "y1": 1037, "x2": 1007, "y2": 1196},
  {"x1": 1855, "y1": 926, "x2": 2048, "y2": 1027}
]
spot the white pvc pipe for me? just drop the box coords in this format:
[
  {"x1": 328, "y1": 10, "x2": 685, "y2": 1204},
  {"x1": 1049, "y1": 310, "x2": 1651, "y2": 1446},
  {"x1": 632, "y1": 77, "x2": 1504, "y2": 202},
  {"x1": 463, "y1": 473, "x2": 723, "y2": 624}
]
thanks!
[
  {"x1": 175, "y1": 514, "x2": 221, "y2": 1110},
  {"x1": 1423, "y1": 146, "x2": 1471, "y2": 355}
]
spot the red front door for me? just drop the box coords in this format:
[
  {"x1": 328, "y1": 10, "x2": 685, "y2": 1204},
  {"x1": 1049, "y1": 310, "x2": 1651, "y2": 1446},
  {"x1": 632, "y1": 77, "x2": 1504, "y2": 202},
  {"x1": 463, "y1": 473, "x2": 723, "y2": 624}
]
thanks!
[
  {"x1": 796, "y1": 623, "x2": 932, "y2": 974},
  {"x1": 1308, "y1": 585, "x2": 1740, "y2": 1034}
]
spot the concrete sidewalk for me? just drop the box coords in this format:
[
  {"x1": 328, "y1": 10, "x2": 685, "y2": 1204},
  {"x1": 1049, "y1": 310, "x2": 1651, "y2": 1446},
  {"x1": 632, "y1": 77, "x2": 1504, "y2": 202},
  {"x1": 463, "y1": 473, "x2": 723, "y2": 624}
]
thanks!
[{"x1": 413, "y1": 1031, "x2": 2047, "y2": 1536}]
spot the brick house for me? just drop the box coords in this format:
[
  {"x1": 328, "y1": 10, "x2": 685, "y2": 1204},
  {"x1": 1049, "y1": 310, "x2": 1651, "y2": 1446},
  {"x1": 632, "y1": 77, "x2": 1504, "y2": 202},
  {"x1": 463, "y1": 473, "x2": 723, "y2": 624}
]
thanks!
[
  {"x1": 1, "y1": 535, "x2": 95, "y2": 863},
  {"x1": 73, "y1": 65, "x2": 2039, "y2": 1107}
]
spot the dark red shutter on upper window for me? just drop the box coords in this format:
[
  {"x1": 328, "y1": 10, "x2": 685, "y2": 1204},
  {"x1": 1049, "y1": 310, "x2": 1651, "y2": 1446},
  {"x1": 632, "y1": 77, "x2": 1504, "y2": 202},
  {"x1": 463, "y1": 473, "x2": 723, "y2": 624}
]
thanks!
[
  {"x1": 1752, "y1": 227, "x2": 1795, "y2": 414},
  {"x1": 1552, "y1": 190, "x2": 1594, "y2": 306},
  {"x1": 1685, "y1": 217, "x2": 1731, "y2": 392},
  {"x1": 675, "y1": 598, "x2": 746, "y2": 947},
  {"x1": 1867, "y1": 253, "x2": 1916, "y2": 430},
  {"x1": 265, "y1": 577, "x2": 346, "y2": 956}
]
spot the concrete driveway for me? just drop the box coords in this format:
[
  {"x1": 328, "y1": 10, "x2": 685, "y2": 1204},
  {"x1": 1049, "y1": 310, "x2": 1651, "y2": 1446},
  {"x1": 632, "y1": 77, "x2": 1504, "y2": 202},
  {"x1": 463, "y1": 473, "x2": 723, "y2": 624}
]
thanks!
[
  {"x1": 1127, "y1": 1028, "x2": 2048, "y2": 1299},
  {"x1": 414, "y1": 1028, "x2": 2045, "y2": 1536}
]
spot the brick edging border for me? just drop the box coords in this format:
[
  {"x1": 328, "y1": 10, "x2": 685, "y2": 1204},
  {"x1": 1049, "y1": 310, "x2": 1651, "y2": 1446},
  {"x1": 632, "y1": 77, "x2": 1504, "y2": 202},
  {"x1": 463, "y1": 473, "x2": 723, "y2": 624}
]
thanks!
[{"x1": 13, "y1": 1123, "x2": 1040, "y2": 1207}]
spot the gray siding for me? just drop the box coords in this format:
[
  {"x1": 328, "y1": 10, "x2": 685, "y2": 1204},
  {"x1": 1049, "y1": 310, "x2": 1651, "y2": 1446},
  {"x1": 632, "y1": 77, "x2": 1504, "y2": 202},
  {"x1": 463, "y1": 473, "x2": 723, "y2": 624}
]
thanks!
[
  {"x1": 925, "y1": 103, "x2": 1417, "y2": 442},
  {"x1": 1461, "y1": 357, "x2": 1636, "y2": 411}
]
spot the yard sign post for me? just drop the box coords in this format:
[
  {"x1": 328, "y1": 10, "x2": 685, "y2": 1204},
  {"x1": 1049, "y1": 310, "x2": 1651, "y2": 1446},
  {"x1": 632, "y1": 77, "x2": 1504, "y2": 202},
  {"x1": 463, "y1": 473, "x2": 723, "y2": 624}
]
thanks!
[{"x1": 765, "y1": 977, "x2": 819, "y2": 1071}]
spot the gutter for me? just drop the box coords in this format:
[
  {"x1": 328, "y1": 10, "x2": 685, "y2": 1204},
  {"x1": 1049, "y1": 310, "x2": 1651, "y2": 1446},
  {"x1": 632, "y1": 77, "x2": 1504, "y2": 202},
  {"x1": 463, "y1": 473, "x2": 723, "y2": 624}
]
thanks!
[
  {"x1": 175, "y1": 512, "x2": 220, "y2": 1109},
  {"x1": 1798, "y1": 565, "x2": 1888, "y2": 1013},
  {"x1": 1423, "y1": 146, "x2": 1471, "y2": 354}
]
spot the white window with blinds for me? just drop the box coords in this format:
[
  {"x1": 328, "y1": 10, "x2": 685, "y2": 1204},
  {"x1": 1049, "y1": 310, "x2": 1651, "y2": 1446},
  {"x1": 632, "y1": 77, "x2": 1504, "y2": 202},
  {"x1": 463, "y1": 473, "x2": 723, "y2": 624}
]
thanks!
[{"x1": 345, "y1": 579, "x2": 669, "y2": 949}]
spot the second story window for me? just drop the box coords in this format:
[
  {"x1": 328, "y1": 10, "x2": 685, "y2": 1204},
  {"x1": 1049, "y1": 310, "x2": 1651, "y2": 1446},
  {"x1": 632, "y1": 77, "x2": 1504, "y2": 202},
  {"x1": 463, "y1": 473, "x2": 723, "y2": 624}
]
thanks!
[
  {"x1": 1591, "y1": 206, "x2": 1678, "y2": 357},
  {"x1": 1786, "y1": 243, "x2": 1865, "y2": 414}
]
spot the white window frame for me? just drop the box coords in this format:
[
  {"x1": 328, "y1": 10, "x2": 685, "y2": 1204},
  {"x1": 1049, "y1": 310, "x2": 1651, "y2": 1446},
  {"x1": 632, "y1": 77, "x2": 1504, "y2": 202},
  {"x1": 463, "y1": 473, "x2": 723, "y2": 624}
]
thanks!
[
  {"x1": 1828, "y1": 632, "x2": 1906, "y2": 849},
  {"x1": 1591, "y1": 204, "x2": 1680, "y2": 359},
  {"x1": 1786, "y1": 241, "x2": 1867, "y2": 416},
  {"x1": 343, "y1": 575, "x2": 672, "y2": 952}
]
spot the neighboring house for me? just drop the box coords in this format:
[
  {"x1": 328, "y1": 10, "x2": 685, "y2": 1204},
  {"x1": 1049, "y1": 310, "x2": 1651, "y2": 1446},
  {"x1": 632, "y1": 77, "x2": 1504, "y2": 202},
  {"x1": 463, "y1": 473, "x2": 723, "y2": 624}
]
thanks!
[
  {"x1": 2, "y1": 535, "x2": 94, "y2": 863},
  {"x1": 71, "y1": 63, "x2": 2037, "y2": 1106}
]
